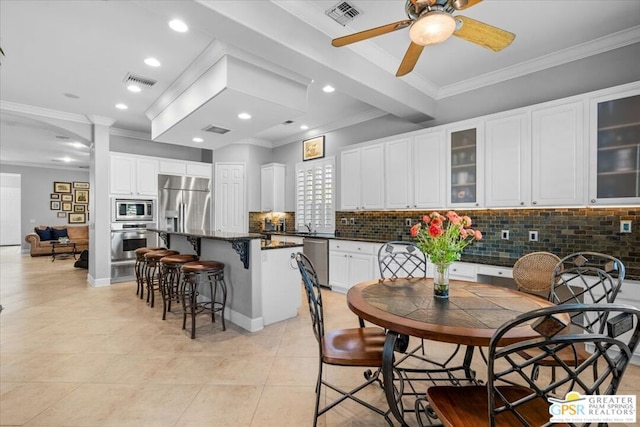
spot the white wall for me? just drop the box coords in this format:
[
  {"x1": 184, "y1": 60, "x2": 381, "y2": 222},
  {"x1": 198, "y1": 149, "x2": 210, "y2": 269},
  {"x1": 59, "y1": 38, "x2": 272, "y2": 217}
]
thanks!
[
  {"x1": 110, "y1": 135, "x2": 212, "y2": 163},
  {"x1": 0, "y1": 173, "x2": 21, "y2": 245}
]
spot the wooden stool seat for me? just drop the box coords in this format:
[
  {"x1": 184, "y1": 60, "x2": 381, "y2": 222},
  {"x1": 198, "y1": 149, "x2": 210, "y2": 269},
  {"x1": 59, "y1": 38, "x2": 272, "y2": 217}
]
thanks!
[
  {"x1": 134, "y1": 247, "x2": 166, "y2": 299},
  {"x1": 144, "y1": 250, "x2": 179, "y2": 308},
  {"x1": 159, "y1": 254, "x2": 199, "y2": 320},
  {"x1": 180, "y1": 260, "x2": 227, "y2": 338}
]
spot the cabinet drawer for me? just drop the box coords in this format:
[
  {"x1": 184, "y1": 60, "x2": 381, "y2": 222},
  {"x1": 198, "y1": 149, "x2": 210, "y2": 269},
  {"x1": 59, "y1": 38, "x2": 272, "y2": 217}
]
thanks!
[
  {"x1": 477, "y1": 265, "x2": 513, "y2": 279},
  {"x1": 450, "y1": 262, "x2": 477, "y2": 281},
  {"x1": 329, "y1": 240, "x2": 379, "y2": 255}
]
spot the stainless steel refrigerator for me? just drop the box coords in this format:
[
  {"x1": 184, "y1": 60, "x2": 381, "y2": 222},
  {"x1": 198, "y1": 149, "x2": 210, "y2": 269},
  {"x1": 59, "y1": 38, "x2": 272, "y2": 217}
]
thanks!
[{"x1": 158, "y1": 174, "x2": 211, "y2": 232}]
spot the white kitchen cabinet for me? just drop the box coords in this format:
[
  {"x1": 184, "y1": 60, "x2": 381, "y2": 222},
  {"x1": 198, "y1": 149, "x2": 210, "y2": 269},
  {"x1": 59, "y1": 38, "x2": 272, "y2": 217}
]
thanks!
[
  {"x1": 385, "y1": 137, "x2": 413, "y2": 209},
  {"x1": 531, "y1": 101, "x2": 585, "y2": 206},
  {"x1": 447, "y1": 121, "x2": 483, "y2": 207},
  {"x1": 186, "y1": 162, "x2": 212, "y2": 178},
  {"x1": 261, "y1": 246, "x2": 302, "y2": 326},
  {"x1": 414, "y1": 130, "x2": 446, "y2": 209},
  {"x1": 158, "y1": 160, "x2": 186, "y2": 176},
  {"x1": 340, "y1": 143, "x2": 384, "y2": 210},
  {"x1": 449, "y1": 262, "x2": 477, "y2": 281},
  {"x1": 261, "y1": 163, "x2": 285, "y2": 212},
  {"x1": 484, "y1": 113, "x2": 530, "y2": 207},
  {"x1": 329, "y1": 240, "x2": 380, "y2": 293},
  {"x1": 588, "y1": 85, "x2": 640, "y2": 205},
  {"x1": 110, "y1": 154, "x2": 158, "y2": 197}
]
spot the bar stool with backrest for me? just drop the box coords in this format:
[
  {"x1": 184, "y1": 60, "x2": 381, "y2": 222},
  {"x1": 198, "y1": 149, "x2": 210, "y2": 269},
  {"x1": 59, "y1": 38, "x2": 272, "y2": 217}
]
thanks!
[
  {"x1": 134, "y1": 247, "x2": 165, "y2": 299},
  {"x1": 159, "y1": 254, "x2": 199, "y2": 320},
  {"x1": 179, "y1": 260, "x2": 227, "y2": 339},
  {"x1": 144, "y1": 249, "x2": 179, "y2": 308}
]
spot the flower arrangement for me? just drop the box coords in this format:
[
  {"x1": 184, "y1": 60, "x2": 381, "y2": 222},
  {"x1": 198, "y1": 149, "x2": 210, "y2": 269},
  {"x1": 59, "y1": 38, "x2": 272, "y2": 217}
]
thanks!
[{"x1": 411, "y1": 211, "x2": 482, "y2": 298}]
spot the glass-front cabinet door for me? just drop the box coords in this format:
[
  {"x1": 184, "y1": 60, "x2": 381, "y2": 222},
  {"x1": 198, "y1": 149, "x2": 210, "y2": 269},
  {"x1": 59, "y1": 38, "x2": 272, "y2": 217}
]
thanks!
[
  {"x1": 589, "y1": 88, "x2": 640, "y2": 205},
  {"x1": 447, "y1": 122, "x2": 482, "y2": 207}
]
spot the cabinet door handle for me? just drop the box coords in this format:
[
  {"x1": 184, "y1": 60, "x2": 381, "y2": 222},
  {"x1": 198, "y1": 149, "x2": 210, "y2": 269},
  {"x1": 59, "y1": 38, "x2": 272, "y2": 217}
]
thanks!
[
  {"x1": 532, "y1": 201, "x2": 537, "y2": 205},
  {"x1": 406, "y1": 205, "x2": 410, "y2": 208},
  {"x1": 591, "y1": 199, "x2": 596, "y2": 204},
  {"x1": 520, "y1": 202, "x2": 524, "y2": 206},
  {"x1": 498, "y1": 271, "x2": 503, "y2": 275}
]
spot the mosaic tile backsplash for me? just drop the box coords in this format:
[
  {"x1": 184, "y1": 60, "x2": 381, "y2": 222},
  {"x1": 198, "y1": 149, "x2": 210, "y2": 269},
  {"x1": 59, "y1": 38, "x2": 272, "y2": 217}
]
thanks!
[{"x1": 250, "y1": 208, "x2": 639, "y2": 280}]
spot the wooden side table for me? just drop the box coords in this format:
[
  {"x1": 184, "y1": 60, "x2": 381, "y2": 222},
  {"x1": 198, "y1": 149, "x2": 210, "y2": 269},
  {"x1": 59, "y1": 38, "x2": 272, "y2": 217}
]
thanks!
[{"x1": 50, "y1": 241, "x2": 77, "y2": 262}]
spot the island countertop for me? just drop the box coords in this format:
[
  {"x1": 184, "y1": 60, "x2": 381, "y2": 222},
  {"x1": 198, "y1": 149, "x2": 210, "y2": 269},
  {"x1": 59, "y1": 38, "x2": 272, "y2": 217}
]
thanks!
[{"x1": 150, "y1": 228, "x2": 263, "y2": 241}]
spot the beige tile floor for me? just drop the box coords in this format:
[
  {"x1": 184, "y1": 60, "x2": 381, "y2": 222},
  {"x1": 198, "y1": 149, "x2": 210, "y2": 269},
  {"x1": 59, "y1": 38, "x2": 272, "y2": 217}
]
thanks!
[{"x1": 1, "y1": 246, "x2": 639, "y2": 426}]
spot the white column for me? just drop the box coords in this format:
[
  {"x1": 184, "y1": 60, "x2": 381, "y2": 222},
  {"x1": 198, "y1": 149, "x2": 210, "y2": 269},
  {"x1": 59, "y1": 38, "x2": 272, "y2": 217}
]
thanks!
[{"x1": 86, "y1": 115, "x2": 114, "y2": 286}]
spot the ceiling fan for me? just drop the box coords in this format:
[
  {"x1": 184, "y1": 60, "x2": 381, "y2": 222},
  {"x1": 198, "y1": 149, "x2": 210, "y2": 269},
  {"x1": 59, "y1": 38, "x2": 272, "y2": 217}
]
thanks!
[{"x1": 331, "y1": 0, "x2": 515, "y2": 77}]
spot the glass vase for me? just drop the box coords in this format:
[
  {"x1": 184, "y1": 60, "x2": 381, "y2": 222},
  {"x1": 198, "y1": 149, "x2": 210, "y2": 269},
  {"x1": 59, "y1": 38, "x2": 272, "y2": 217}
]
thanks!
[{"x1": 433, "y1": 263, "x2": 451, "y2": 299}]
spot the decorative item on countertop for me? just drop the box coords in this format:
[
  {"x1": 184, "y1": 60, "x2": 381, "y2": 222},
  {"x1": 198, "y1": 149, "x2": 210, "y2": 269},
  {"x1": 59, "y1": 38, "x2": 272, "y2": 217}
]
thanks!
[{"x1": 411, "y1": 211, "x2": 482, "y2": 299}]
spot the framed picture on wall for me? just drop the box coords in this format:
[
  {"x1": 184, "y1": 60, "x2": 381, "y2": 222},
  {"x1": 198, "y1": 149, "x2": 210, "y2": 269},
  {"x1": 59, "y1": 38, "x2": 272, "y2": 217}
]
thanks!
[
  {"x1": 50, "y1": 193, "x2": 60, "y2": 200},
  {"x1": 303, "y1": 135, "x2": 325, "y2": 161},
  {"x1": 68, "y1": 213, "x2": 86, "y2": 224},
  {"x1": 74, "y1": 205, "x2": 86, "y2": 213},
  {"x1": 53, "y1": 182, "x2": 72, "y2": 193},
  {"x1": 73, "y1": 182, "x2": 89, "y2": 189},
  {"x1": 61, "y1": 202, "x2": 72, "y2": 211},
  {"x1": 74, "y1": 189, "x2": 89, "y2": 204},
  {"x1": 61, "y1": 194, "x2": 73, "y2": 202},
  {"x1": 50, "y1": 201, "x2": 60, "y2": 210},
  {"x1": 57, "y1": 212, "x2": 66, "y2": 218}
]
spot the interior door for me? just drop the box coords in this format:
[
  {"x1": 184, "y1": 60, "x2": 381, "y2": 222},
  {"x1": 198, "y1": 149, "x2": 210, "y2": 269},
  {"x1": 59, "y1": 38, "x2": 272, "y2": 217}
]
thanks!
[
  {"x1": 214, "y1": 163, "x2": 246, "y2": 233},
  {"x1": 0, "y1": 173, "x2": 21, "y2": 246}
]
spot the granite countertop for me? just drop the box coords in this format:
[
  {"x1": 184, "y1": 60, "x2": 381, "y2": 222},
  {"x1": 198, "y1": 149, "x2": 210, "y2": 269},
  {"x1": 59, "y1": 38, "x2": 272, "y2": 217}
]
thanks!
[
  {"x1": 261, "y1": 240, "x2": 304, "y2": 250},
  {"x1": 151, "y1": 228, "x2": 263, "y2": 241}
]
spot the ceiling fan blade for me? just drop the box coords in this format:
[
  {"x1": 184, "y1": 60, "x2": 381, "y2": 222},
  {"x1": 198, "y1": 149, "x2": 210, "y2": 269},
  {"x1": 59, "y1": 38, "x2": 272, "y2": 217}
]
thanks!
[
  {"x1": 452, "y1": 0, "x2": 483, "y2": 10},
  {"x1": 332, "y1": 20, "x2": 412, "y2": 47},
  {"x1": 396, "y1": 42, "x2": 424, "y2": 77},
  {"x1": 453, "y1": 16, "x2": 515, "y2": 52}
]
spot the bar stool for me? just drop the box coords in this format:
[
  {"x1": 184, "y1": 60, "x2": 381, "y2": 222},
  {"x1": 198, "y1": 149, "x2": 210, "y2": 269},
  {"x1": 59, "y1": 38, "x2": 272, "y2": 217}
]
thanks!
[
  {"x1": 144, "y1": 249, "x2": 179, "y2": 308},
  {"x1": 134, "y1": 247, "x2": 165, "y2": 299},
  {"x1": 159, "y1": 254, "x2": 199, "y2": 320},
  {"x1": 180, "y1": 261, "x2": 227, "y2": 339}
]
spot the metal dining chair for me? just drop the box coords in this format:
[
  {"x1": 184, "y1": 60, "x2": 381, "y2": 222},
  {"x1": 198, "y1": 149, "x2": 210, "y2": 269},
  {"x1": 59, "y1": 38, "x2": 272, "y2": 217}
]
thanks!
[
  {"x1": 520, "y1": 252, "x2": 626, "y2": 383},
  {"x1": 378, "y1": 241, "x2": 428, "y2": 280},
  {"x1": 422, "y1": 303, "x2": 640, "y2": 427},
  {"x1": 512, "y1": 251, "x2": 561, "y2": 298},
  {"x1": 293, "y1": 252, "x2": 393, "y2": 427}
]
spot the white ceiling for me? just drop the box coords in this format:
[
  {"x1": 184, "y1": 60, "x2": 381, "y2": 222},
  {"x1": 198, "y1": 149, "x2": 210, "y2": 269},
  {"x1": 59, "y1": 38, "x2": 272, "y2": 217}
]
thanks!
[{"x1": 1, "y1": 0, "x2": 639, "y2": 169}]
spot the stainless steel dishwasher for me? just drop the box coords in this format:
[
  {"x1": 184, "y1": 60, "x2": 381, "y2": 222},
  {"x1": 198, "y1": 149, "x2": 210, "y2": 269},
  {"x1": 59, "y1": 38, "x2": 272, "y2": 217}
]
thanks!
[{"x1": 303, "y1": 238, "x2": 330, "y2": 288}]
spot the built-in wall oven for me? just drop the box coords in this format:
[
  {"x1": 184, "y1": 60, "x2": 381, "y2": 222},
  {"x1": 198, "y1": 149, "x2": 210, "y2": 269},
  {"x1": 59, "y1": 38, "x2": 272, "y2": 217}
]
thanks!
[{"x1": 110, "y1": 222, "x2": 158, "y2": 282}]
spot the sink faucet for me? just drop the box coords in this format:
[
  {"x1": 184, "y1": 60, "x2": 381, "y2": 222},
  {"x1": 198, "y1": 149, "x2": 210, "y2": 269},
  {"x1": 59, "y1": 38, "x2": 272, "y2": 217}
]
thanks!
[{"x1": 303, "y1": 223, "x2": 312, "y2": 233}]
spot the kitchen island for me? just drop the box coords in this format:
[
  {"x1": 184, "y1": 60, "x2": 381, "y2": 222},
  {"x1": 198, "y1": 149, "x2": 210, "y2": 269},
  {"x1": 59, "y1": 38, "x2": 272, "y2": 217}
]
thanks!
[{"x1": 151, "y1": 229, "x2": 302, "y2": 332}]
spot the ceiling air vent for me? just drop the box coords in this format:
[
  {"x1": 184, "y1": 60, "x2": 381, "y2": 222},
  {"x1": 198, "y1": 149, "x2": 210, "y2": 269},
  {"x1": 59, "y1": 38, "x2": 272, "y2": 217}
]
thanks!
[
  {"x1": 123, "y1": 73, "x2": 157, "y2": 88},
  {"x1": 326, "y1": 1, "x2": 362, "y2": 26},
  {"x1": 282, "y1": 120, "x2": 294, "y2": 125},
  {"x1": 202, "y1": 124, "x2": 231, "y2": 135}
]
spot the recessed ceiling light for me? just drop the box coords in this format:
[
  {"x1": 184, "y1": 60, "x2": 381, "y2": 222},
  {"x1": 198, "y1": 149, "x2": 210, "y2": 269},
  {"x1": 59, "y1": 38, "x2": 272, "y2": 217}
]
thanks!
[
  {"x1": 192, "y1": 137, "x2": 204, "y2": 143},
  {"x1": 300, "y1": 125, "x2": 309, "y2": 130},
  {"x1": 127, "y1": 84, "x2": 142, "y2": 93},
  {"x1": 69, "y1": 142, "x2": 85, "y2": 149},
  {"x1": 61, "y1": 157, "x2": 73, "y2": 163},
  {"x1": 238, "y1": 113, "x2": 251, "y2": 120},
  {"x1": 144, "y1": 57, "x2": 161, "y2": 67},
  {"x1": 322, "y1": 85, "x2": 335, "y2": 93},
  {"x1": 169, "y1": 19, "x2": 188, "y2": 32},
  {"x1": 115, "y1": 103, "x2": 128, "y2": 110}
]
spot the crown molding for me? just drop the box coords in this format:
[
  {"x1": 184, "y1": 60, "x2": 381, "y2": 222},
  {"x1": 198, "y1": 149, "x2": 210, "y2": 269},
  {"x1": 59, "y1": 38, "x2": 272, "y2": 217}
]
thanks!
[
  {"x1": 230, "y1": 137, "x2": 273, "y2": 148},
  {"x1": 0, "y1": 101, "x2": 91, "y2": 124},
  {"x1": 109, "y1": 127, "x2": 152, "y2": 141},
  {"x1": 86, "y1": 115, "x2": 115, "y2": 127},
  {"x1": 0, "y1": 160, "x2": 90, "y2": 172},
  {"x1": 438, "y1": 26, "x2": 640, "y2": 99}
]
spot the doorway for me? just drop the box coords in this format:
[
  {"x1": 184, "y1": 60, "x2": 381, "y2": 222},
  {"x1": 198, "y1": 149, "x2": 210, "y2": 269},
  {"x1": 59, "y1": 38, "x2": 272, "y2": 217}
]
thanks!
[
  {"x1": 0, "y1": 173, "x2": 21, "y2": 246},
  {"x1": 214, "y1": 163, "x2": 246, "y2": 233}
]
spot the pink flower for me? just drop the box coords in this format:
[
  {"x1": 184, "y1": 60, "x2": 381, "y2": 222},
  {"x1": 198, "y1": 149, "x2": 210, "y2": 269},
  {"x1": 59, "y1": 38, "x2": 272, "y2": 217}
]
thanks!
[
  {"x1": 428, "y1": 225, "x2": 443, "y2": 238},
  {"x1": 430, "y1": 212, "x2": 441, "y2": 220},
  {"x1": 460, "y1": 228, "x2": 468, "y2": 238},
  {"x1": 474, "y1": 230, "x2": 483, "y2": 240},
  {"x1": 461, "y1": 216, "x2": 472, "y2": 228},
  {"x1": 422, "y1": 215, "x2": 431, "y2": 224},
  {"x1": 410, "y1": 223, "x2": 422, "y2": 237}
]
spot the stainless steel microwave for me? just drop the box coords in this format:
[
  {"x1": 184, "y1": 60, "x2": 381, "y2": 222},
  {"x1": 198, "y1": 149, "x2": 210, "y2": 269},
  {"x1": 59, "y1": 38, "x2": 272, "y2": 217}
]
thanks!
[{"x1": 112, "y1": 199, "x2": 154, "y2": 222}]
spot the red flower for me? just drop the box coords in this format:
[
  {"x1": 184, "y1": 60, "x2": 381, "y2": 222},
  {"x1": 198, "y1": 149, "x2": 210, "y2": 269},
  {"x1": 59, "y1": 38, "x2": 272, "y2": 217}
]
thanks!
[
  {"x1": 430, "y1": 216, "x2": 443, "y2": 228},
  {"x1": 410, "y1": 223, "x2": 422, "y2": 237},
  {"x1": 428, "y1": 224, "x2": 443, "y2": 238}
]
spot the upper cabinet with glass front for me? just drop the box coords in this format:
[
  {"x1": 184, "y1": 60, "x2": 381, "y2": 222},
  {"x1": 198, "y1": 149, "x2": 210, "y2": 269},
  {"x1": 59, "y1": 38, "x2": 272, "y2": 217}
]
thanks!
[
  {"x1": 589, "y1": 85, "x2": 640, "y2": 205},
  {"x1": 447, "y1": 122, "x2": 483, "y2": 207}
]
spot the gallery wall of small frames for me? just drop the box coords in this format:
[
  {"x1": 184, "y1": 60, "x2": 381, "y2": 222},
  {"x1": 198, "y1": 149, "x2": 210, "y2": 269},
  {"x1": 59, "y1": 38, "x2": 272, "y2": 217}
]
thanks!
[{"x1": 50, "y1": 181, "x2": 89, "y2": 224}]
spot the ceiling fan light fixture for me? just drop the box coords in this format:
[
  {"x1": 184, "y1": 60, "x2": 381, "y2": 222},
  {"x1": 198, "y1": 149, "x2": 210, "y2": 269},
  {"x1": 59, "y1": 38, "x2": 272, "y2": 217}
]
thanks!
[{"x1": 409, "y1": 10, "x2": 456, "y2": 46}]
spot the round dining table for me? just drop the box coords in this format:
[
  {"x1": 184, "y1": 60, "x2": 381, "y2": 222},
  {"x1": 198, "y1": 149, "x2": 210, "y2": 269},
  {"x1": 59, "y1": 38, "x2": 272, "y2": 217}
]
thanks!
[{"x1": 347, "y1": 277, "x2": 558, "y2": 426}]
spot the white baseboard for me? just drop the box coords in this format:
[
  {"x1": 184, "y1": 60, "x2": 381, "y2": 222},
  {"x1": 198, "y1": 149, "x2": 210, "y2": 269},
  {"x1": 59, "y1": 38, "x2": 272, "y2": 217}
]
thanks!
[
  {"x1": 87, "y1": 274, "x2": 111, "y2": 287},
  {"x1": 228, "y1": 308, "x2": 263, "y2": 332}
]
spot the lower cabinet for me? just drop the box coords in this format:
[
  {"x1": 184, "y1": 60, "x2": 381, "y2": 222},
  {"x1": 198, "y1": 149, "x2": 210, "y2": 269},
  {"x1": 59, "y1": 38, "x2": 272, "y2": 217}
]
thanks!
[{"x1": 329, "y1": 240, "x2": 381, "y2": 294}]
